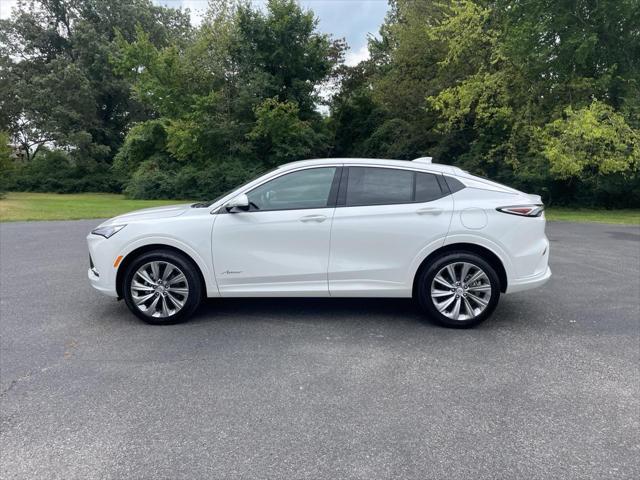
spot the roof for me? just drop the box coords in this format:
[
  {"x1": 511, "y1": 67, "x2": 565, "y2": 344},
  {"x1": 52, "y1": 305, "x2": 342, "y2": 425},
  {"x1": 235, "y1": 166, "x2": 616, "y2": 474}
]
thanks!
[{"x1": 277, "y1": 158, "x2": 464, "y2": 176}]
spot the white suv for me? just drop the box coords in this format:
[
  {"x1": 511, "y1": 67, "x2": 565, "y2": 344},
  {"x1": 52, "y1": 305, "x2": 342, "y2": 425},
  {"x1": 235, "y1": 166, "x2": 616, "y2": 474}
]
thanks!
[{"x1": 87, "y1": 158, "x2": 551, "y2": 327}]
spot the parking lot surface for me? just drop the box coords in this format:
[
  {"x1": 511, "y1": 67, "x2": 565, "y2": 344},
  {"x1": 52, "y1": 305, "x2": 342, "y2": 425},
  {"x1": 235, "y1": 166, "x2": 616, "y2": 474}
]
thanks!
[{"x1": 1, "y1": 219, "x2": 639, "y2": 479}]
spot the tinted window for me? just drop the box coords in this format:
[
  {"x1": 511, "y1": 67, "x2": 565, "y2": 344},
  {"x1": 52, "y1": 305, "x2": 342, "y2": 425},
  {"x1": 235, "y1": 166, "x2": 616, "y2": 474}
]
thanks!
[
  {"x1": 346, "y1": 167, "x2": 414, "y2": 206},
  {"x1": 415, "y1": 172, "x2": 444, "y2": 202},
  {"x1": 247, "y1": 167, "x2": 336, "y2": 211},
  {"x1": 443, "y1": 175, "x2": 465, "y2": 193},
  {"x1": 344, "y1": 167, "x2": 447, "y2": 206}
]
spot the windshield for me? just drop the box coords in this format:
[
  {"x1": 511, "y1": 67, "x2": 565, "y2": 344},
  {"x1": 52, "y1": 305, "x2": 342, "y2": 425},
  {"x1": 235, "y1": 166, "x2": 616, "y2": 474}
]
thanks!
[
  {"x1": 191, "y1": 190, "x2": 234, "y2": 208},
  {"x1": 191, "y1": 167, "x2": 277, "y2": 208}
]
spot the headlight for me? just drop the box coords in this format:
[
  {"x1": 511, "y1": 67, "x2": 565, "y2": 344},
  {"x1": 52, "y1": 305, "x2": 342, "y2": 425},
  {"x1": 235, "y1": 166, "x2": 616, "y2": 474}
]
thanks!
[{"x1": 91, "y1": 224, "x2": 126, "y2": 239}]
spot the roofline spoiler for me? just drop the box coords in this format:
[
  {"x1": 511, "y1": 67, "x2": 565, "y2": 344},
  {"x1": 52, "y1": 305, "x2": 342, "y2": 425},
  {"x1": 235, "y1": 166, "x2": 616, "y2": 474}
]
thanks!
[{"x1": 412, "y1": 157, "x2": 433, "y2": 164}]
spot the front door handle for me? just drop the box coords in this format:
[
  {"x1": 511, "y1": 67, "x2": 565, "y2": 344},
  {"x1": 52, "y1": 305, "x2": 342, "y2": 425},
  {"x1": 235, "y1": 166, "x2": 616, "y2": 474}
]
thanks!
[
  {"x1": 299, "y1": 214, "x2": 328, "y2": 223},
  {"x1": 416, "y1": 207, "x2": 443, "y2": 216}
]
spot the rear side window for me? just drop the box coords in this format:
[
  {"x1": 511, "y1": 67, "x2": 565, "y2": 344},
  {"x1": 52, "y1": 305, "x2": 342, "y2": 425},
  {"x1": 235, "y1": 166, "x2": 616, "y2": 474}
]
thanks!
[
  {"x1": 346, "y1": 167, "x2": 413, "y2": 206},
  {"x1": 415, "y1": 172, "x2": 443, "y2": 202},
  {"x1": 343, "y1": 167, "x2": 447, "y2": 207}
]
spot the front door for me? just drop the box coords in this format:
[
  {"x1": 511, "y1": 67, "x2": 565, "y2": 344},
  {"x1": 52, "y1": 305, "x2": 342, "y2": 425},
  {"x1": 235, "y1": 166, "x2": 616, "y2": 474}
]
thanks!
[{"x1": 212, "y1": 166, "x2": 340, "y2": 296}]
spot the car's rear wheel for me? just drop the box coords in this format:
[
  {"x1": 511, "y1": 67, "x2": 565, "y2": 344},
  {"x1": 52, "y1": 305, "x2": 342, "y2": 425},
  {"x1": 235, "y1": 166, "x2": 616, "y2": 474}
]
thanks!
[
  {"x1": 417, "y1": 252, "x2": 500, "y2": 328},
  {"x1": 122, "y1": 250, "x2": 202, "y2": 325}
]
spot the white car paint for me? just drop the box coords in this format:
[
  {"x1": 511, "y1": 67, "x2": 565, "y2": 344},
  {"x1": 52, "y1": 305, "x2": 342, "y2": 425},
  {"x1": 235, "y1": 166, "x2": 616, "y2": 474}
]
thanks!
[
  {"x1": 212, "y1": 204, "x2": 335, "y2": 296},
  {"x1": 87, "y1": 158, "x2": 551, "y2": 304},
  {"x1": 328, "y1": 192, "x2": 454, "y2": 297}
]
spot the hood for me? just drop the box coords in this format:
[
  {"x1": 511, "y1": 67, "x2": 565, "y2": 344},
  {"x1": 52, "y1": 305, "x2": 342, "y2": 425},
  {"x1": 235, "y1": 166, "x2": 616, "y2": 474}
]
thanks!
[{"x1": 100, "y1": 203, "x2": 192, "y2": 226}]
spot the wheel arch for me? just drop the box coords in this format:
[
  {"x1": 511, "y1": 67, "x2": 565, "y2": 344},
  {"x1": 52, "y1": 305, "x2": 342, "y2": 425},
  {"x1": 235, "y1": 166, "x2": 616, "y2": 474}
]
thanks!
[
  {"x1": 116, "y1": 244, "x2": 208, "y2": 299},
  {"x1": 412, "y1": 243, "x2": 508, "y2": 296}
]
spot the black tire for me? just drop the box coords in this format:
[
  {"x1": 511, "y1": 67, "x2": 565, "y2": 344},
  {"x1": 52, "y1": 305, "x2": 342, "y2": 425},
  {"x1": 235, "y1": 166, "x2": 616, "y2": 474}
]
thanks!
[
  {"x1": 416, "y1": 251, "x2": 500, "y2": 328},
  {"x1": 122, "y1": 249, "x2": 203, "y2": 325}
]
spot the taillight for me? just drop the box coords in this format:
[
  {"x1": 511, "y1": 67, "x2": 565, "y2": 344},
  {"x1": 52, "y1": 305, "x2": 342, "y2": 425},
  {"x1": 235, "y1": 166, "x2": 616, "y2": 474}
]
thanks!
[{"x1": 496, "y1": 205, "x2": 544, "y2": 217}]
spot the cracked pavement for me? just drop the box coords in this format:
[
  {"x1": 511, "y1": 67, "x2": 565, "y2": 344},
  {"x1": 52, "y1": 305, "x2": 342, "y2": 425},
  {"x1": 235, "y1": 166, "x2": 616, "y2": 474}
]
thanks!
[{"x1": 1, "y1": 219, "x2": 639, "y2": 479}]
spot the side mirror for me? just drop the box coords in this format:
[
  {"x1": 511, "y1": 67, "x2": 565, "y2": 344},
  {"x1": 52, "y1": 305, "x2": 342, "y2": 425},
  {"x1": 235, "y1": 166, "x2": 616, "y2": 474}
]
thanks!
[{"x1": 224, "y1": 193, "x2": 250, "y2": 213}]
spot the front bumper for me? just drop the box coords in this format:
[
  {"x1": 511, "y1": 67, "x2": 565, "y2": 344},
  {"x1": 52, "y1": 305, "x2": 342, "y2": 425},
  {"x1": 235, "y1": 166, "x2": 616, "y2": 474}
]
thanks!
[
  {"x1": 87, "y1": 233, "x2": 120, "y2": 298},
  {"x1": 88, "y1": 266, "x2": 118, "y2": 297}
]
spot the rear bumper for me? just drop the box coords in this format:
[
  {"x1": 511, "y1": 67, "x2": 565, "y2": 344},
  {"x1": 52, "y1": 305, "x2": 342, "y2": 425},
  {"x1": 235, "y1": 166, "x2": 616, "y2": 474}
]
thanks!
[{"x1": 506, "y1": 266, "x2": 551, "y2": 294}]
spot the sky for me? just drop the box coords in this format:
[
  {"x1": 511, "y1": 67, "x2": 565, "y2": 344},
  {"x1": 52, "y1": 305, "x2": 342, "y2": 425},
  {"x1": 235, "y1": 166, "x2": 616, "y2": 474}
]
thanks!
[
  {"x1": 156, "y1": 0, "x2": 389, "y2": 65},
  {"x1": 0, "y1": 0, "x2": 390, "y2": 66}
]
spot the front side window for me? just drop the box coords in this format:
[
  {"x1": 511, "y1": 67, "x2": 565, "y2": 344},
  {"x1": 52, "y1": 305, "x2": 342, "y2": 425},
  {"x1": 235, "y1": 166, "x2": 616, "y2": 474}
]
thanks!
[
  {"x1": 344, "y1": 167, "x2": 446, "y2": 207},
  {"x1": 246, "y1": 167, "x2": 337, "y2": 211}
]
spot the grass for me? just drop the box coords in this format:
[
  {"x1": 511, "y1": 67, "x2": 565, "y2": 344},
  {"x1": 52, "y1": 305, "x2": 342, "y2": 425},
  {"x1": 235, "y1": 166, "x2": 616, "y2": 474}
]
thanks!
[
  {"x1": 0, "y1": 192, "x2": 183, "y2": 222},
  {"x1": 0, "y1": 192, "x2": 638, "y2": 224},
  {"x1": 544, "y1": 207, "x2": 640, "y2": 225}
]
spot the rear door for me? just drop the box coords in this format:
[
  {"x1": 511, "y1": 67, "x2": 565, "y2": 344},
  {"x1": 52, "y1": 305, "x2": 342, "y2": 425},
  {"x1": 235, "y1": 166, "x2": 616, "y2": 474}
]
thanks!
[{"x1": 328, "y1": 166, "x2": 454, "y2": 296}]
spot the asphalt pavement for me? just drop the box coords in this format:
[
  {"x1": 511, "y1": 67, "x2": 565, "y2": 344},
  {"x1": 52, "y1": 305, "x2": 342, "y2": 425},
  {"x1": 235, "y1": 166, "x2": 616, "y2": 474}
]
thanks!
[{"x1": 1, "y1": 219, "x2": 639, "y2": 479}]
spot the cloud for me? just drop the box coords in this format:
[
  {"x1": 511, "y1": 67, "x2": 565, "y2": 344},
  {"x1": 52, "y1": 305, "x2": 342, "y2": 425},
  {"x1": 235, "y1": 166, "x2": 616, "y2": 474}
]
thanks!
[
  {"x1": 153, "y1": 0, "x2": 206, "y2": 25},
  {"x1": 174, "y1": 0, "x2": 206, "y2": 25},
  {"x1": 345, "y1": 44, "x2": 370, "y2": 66},
  {"x1": 299, "y1": 1, "x2": 387, "y2": 51},
  {"x1": 0, "y1": 0, "x2": 19, "y2": 19},
  {"x1": 156, "y1": 1, "x2": 388, "y2": 56}
]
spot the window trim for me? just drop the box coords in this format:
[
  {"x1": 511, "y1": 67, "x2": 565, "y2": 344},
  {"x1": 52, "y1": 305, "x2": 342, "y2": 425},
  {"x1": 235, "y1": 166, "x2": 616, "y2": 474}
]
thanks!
[
  {"x1": 220, "y1": 166, "x2": 343, "y2": 214},
  {"x1": 336, "y1": 166, "x2": 448, "y2": 208}
]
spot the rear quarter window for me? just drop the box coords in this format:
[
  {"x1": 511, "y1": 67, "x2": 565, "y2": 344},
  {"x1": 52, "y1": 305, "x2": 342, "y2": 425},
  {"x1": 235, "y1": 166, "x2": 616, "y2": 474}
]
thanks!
[{"x1": 443, "y1": 176, "x2": 465, "y2": 193}]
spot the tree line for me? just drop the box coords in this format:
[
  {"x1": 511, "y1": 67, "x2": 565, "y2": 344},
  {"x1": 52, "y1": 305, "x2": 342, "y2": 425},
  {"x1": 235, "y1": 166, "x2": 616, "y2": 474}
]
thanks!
[{"x1": 1, "y1": 0, "x2": 638, "y2": 206}]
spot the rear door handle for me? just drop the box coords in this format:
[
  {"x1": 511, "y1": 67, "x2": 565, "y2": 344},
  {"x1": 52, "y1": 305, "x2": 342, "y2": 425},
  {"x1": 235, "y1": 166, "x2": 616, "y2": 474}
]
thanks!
[
  {"x1": 416, "y1": 207, "x2": 443, "y2": 216},
  {"x1": 299, "y1": 214, "x2": 328, "y2": 223}
]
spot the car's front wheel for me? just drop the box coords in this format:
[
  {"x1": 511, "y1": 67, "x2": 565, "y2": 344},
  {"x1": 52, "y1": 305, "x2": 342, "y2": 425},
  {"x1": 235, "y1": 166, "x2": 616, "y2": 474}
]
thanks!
[
  {"x1": 417, "y1": 252, "x2": 500, "y2": 328},
  {"x1": 122, "y1": 249, "x2": 202, "y2": 325}
]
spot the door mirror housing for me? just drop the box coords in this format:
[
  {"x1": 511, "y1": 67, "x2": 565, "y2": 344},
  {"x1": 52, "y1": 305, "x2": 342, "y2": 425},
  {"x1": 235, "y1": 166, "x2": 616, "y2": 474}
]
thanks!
[{"x1": 224, "y1": 193, "x2": 250, "y2": 212}]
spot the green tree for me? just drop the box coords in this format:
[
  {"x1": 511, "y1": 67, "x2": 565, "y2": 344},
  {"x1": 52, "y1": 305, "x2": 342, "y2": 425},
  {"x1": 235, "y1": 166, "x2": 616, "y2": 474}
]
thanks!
[
  {"x1": 350, "y1": 0, "x2": 640, "y2": 206},
  {"x1": 114, "y1": 0, "x2": 343, "y2": 199},
  {"x1": 0, "y1": 0, "x2": 191, "y2": 163},
  {"x1": 540, "y1": 101, "x2": 639, "y2": 181},
  {"x1": 495, "y1": 0, "x2": 640, "y2": 119},
  {"x1": 0, "y1": 131, "x2": 14, "y2": 197},
  {"x1": 247, "y1": 98, "x2": 321, "y2": 166},
  {"x1": 330, "y1": 0, "x2": 449, "y2": 160},
  {"x1": 328, "y1": 63, "x2": 387, "y2": 157}
]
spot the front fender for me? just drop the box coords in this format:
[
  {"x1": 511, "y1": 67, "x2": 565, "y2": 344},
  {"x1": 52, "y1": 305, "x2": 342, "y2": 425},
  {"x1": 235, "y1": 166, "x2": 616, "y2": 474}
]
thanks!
[{"x1": 118, "y1": 235, "x2": 219, "y2": 297}]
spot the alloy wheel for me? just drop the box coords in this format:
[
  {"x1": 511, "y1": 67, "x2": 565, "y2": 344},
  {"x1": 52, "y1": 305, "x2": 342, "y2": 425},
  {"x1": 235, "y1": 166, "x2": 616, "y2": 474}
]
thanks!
[
  {"x1": 130, "y1": 261, "x2": 189, "y2": 318},
  {"x1": 430, "y1": 262, "x2": 492, "y2": 321}
]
